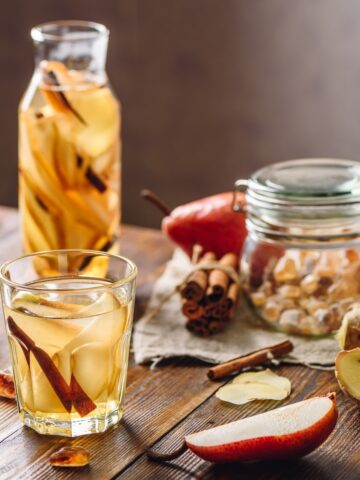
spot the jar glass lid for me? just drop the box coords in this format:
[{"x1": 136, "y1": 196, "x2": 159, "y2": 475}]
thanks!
[
  {"x1": 250, "y1": 158, "x2": 360, "y2": 201},
  {"x1": 237, "y1": 158, "x2": 360, "y2": 243}
]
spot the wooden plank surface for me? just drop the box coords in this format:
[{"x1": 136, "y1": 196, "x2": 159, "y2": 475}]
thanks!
[{"x1": 0, "y1": 207, "x2": 359, "y2": 480}]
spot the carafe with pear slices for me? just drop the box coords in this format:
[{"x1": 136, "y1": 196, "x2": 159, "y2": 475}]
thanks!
[
  {"x1": 0, "y1": 250, "x2": 137, "y2": 436},
  {"x1": 19, "y1": 21, "x2": 120, "y2": 257}
]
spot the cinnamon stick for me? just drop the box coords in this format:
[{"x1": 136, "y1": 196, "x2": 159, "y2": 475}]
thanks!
[
  {"x1": 182, "y1": 300, "x2": 205, "y2": 320},
  {"x1": 207, "y1": 340, "x2": 294, "y2": 380},
  {"x1": 8, "y1": 316, "x2": 73, "y2": 412},
  {"x1": 70, "y1": 375, "x2": 96, "y2": 417},
  {"x1": 206, "y1": 253, "x2": 239, "y2": 303},
  {"x1": 180, "y1": 252, "x2": 216, "y2": 301},
  {"x1": 186, "y1": 316, "x2": 229, "y2": 336},
  {"x1": 7, "y1": 316, "x2": 96, "y2": 416},
  {"x1": 203, "y1": 282, "x2": 239, "y2": 320},
  {"x1": 204, "y1": 302, "x2": 228, "y2": 320},
  {"x1": 226, "y1": 282, "x2": 240, "y2": 317},
  {"x1": 186, "y1": 317, "x2": 211, "y2": 337}
]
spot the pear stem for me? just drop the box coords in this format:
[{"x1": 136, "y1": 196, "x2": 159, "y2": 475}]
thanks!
[
  {"x1": 141, "y1": 189, "x2": 171, "y2": 216},
  {"x1": 147, "y1": 441, "x2": 187, "y2": 462}
]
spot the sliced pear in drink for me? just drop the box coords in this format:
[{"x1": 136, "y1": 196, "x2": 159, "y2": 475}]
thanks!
[
  {"x1": 40, "y1": 61, "x2": 87, "y2": 125},
  {"x1": 24, "y1": 111, "x2": 57, "y2": 173},
  {"x1": 20, "y1": 175, "x2": 59, "y2": 250},
  {"x1": 13, "y1": 292, "x2": 84, "y2": 318},
  {"x1": 30, "y1": 350, "x2": 69, "y2": 413},
  {"x1": 91, "y1": 143, "x2": 116, "y2": 176},
  {"x1": 55, "y1": 293, "x2": 127, "y2": 400},
  {"x1": 62, "y1": 216, "x2": 97, "y2": 250},
  {"x1": 67, "y1": 87, "x2": 119, "y2": 158},
  {"x1": 53, "y1": 115, "x2": 79, "y2": 188},
  {"x1": 71, "y1": 342, "x2": 110, "y2": 401},
  {"x1": 21, "y1": 197, "x2": 52, "y2": 252}
]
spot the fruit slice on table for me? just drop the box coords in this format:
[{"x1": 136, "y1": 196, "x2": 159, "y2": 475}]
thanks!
[
  {"x1": 148, "y1": 394, "x2": 338, "y2": 463},
  {"x1": 216, "y1": 369, "x2": 291, "y2": 405},
  {"x1": 336, "y1": 348, "x2": 360, "y2": 401}
]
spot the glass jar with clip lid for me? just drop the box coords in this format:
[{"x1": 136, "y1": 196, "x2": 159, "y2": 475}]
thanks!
[{"x1": 234, "y1": 158, "x2": 360, "y2": 336}]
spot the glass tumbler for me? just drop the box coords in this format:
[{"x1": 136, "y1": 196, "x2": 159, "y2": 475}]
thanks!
[{"x1": 0, "y1": 250, "x2": 137, "y2": 437}]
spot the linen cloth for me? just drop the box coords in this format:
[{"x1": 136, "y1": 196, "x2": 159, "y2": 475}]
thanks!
[{"x1": 133, "y1": 249, "x2": 338, "y2": 368}]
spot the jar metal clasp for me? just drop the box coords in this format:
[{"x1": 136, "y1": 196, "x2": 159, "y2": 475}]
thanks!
[{"x1": 232, "y1": 179, "x2": 248, "y2": 213}]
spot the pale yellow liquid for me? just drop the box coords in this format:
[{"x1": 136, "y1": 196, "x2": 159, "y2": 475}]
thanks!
[
  {"x1": 18, "y1": 61, "x2": 121, "y2": 254},
  {"x1": 5, "y1": 278, "x2": 132, "y2": 436}
]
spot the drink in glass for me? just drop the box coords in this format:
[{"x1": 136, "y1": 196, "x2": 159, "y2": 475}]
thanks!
[
  {"x1": 0, "y1": 250, "x2": 136, "y2": 436},
  {"x1": 19, "y1": 21, "x2": 121, "y2": 254}
]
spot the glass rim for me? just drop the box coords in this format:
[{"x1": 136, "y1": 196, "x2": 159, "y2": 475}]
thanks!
[
  {"x1": 31, "y1": 20, "x2": 109, "y2": 43},
  {"x1": 0, "y1": 249, "x2": 137, "y2": 293}
]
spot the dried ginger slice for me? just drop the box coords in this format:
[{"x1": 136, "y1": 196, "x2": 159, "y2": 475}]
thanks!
[{"x1": 216, "y1": 369, "x2": 291, "y2": 405}]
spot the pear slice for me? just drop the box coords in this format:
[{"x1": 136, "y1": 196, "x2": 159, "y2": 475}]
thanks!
[
  {"x1": 216, "y1": 369, "x2": 291, "y2": 405},
  {"x1": 13, "y1": 292, "x2": 83, "y2": 317},
  {"x1": 62, "y1": 216, "x2": 97, "y2": 250},
  {"x1": 40, "y1": 61, "x2": 86, "y2": 124},
  {"x1": 337, "y1": 304, "x2": 360, "y2": 350},
  {"x1": 40, "y1": 61, "x2": 119, "y2": 157},
  {"x1": 21, "y1": 196, "x2": 52, "y2": 252},
  {"x1": 20, "y1": 175, "x2": 59, "y2": 249},
  {"x1": 335, "y1": 348, "x2": 360, "y2": 400},
  {"x1": 67, "y1": 87, "x2": 119, "y2": 158},
  {"x1": 24, "y1": 111, "x2": 57, "y2": 174},
  {"x1": 53, "y1": 116, "x2": 78, "y2": 188},
  {"x1": 71, "y1": 342, "x2": 110, "y2": 401},
  {"x1": 91, "y1": 144, "x2": 116, "y2": 175},
  {"x1": 232, "y1": 368, "x2": 291, "y2": 391},
  {"x1": 184, "y1": 395, "x2": 337, "y2": 462}
]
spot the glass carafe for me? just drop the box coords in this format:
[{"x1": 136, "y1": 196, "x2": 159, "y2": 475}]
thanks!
[{"x1": 18, "y1": 21, "x2": 121, "y2": 255}]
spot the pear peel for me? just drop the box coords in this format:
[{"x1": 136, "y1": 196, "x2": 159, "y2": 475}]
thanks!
[{"x1": 216, "y1": 369, "x2": 291, "y2": 405}]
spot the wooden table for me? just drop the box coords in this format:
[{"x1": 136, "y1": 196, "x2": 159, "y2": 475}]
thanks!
[{"x1": 0, "y1": 207, "x2": 359, "y2": 480}]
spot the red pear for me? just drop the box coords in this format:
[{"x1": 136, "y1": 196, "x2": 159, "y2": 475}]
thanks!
[
  {"x1": 185, "y1": 394, "x2": 337, "y2": 462},
  {"x1": 248, "y1": 242, "x2": 285, "y2": 288},
  {"x1": 162, "y1": 192, "x2": 247, "y2": 258}
]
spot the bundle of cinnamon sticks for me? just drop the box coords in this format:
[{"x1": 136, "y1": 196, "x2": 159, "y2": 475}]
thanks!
[{"x1": 179, "y1": 252, "x2": 240, "y2": 336}]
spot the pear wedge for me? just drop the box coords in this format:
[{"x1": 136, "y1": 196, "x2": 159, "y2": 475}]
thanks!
[
  {"x1": 20, "y1": 175, "x2": 59, "y2": 249},
  {"x1": 335, "y1": 348, "x2": 360, "y2": 401}
]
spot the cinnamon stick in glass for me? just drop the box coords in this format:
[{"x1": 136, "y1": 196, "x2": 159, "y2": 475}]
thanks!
[{"x1": 207, "y1": 340, "x2": 294, "y2": 380}]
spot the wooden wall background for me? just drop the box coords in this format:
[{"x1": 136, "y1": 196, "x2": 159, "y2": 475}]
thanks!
[{"x1": 2, "y1": 0, "x2": 360, "y2": 228}]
